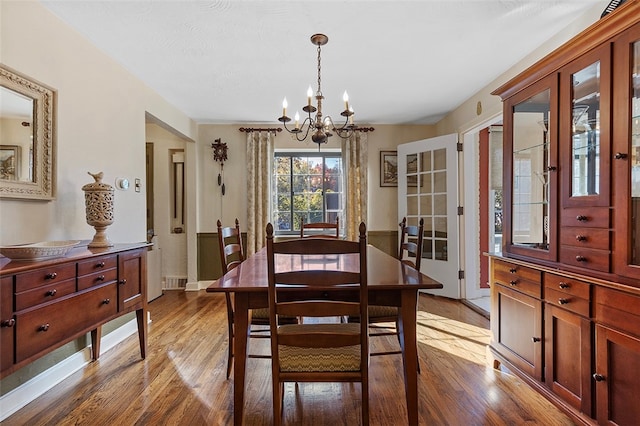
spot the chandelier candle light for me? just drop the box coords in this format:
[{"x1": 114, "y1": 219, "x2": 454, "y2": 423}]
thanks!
[{"x1": 278, "y1": 34, "x2": 355, "y2": 147}]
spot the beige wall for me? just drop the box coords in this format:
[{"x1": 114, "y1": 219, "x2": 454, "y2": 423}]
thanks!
[
  {"x1": 0, "y1": 1, "x2": 197, "y2": 246},
  {"x1": 196, "y1": 124, "x2": 435, "y2": 234}
]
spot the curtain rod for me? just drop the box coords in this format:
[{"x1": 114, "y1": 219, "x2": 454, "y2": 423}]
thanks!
[{"x1": 239, "y1": 127, "x2": 282, "y2": 133}]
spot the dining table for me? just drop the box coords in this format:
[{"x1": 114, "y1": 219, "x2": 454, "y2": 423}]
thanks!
[{"x1": 206, "y1": 244, "x2": 443, "y2": 425}]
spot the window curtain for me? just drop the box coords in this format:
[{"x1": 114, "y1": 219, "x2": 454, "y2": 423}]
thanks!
[
  {"x1": 246, "y1": 131, "x2": 274, "y2": 256},
  {"x1": 341, "y1": 132, "x2": 368, "y2": 241}
]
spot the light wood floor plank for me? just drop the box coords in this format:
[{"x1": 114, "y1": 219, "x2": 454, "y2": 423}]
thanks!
[{"x1": 2, "y1": 291, "x2": 575, "y2": 425}]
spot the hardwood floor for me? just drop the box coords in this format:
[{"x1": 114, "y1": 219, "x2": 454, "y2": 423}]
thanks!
[{"x1": 3, "y1": 291, "x2": 575, "y2": 425}]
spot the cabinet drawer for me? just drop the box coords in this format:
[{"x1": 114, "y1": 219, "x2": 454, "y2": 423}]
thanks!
[
  {"x1": 15, "y1": 278, "x2": 76, "y2": 311},
  {"x1": 545, "y1": 287, "x2": 590, "y2": 317},
  {"x1": 559, "y1": 227, "x2": 610, "y2": 250},
  {"x1": 561, "y1": 207, "x2": 609, "y2": 228},
  {"x1": 544, "y1": 274, "x2": 591, "y2": 300},
  {"x1": 15, "y1": 263, "x2": 76, "y2": 292},
  {"x1": 560, "y1": 245, "x2": 610, "y2": 272},
  {"x1": 78, "y1": 268, "x2": 117, "y2": 291},
  {"x1": 15, "y1": 283, "x2": 117, "y2": 363},
  {"x1": 77, "y1": 255, "x2": 117, "y2": 276},
  {"x1": 493, "y1": 259, "x2": 541, "y2": 298},
  {"x1": 594, "y1": 286, "x2": 640, "y2": 338}
]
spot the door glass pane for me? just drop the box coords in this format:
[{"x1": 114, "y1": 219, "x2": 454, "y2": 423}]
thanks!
[
  {"x1": 512, "y1": 89, "x2": 551, "y2": 250},
  {"x1": 571, "y1": 61, "x2": 601, "y2": 197},
  {"x1": 631, "y1": 40, "x2": 640, "y2": 265}
]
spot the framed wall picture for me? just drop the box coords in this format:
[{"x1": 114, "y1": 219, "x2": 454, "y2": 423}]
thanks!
[
  {"x1": 380, "y1": 150, "x2": 398, "y2": 187},
  {"x1": 0, "y1": 145, "x2": 20, "y2": 181}
]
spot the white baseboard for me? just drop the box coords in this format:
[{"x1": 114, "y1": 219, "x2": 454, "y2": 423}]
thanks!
[
  {"x1": 185, "y1": 280, "x2": 214, "y2": 291},
  {"x1": 0, "y1": 315, "x2": 148, "y2": 421}
]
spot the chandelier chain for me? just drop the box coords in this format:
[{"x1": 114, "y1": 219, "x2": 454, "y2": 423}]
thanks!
[{"x1": 317, "y1": 43, "x2": 322, "y2": 96}]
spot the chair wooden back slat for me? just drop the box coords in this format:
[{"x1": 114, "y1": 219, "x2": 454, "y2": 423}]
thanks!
[
  {"x1": 300, "y1": 217, "x2": 340, "y2": 238},
  {"x1": 398, "y1": 217, "x2": 424, "y2": 270}
]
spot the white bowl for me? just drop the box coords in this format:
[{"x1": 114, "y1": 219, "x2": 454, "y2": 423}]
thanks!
[{"x1": 0, "y1": 240, "x2": 81, "y2": 261}]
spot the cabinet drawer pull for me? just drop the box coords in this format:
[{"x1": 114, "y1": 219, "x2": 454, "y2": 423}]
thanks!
[
  {"x1": 45, "y1": 272, "x2": 57, "y2": 280},
  {"x1": 509, "y1": 268, "x2": 517, "y2": 273},
  {"x1": 614, "y1": 152, "x2": 627, "y2": 160},
  {"x1": 593, "y1": 373, "x2": 606, "y2": 382},
  {"x1": 575, "y1": 235, "x2": 587, "y2": 242},
  {"x1": 45, "y1": 289, "x2": 57, "y2": 297},
  {"x1": 576, "y1": 215, "x2": 588, "y2": 222},
  {"x1": 96, "y1": 261, "x2": 105, "y2": 268},
  {"x1": 558, "y1": 298, "x2": 569, "y2": 305},
  {"x1": 96, "y1": 275, "x2": 105, "y2": 281},
  {"x1": 509, "y1": 280, "x2": 518, "y2": 286},
  {"x1": 532, "y1": 337, "x2": 541, "y2": 343},
  {"x1": 118, "y1": 278, "x2": 127, "y2": 285},
  {"x1": 1, "y1": 318, "x2": 15, "y2": 328},
  {"x1": 558, "y1": 282, "x2": 570, "y2": 289},
  {"x1": 575, "y1": 255, "x2": 587, "y2": 262},
  {"x1": 102, "y1": 298, "x2": 111, "y2": 305},
  {"x1": 547, "y1": 166, "x2": 557, "y2": 171},
  {"x1": 38, "y1": 323, "x2": 50, "y2": 332}
]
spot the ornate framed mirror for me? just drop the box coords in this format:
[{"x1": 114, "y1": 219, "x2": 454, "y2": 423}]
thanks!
[{"x1": 0, "y1": 66, "x2": 55, "y2": 200}]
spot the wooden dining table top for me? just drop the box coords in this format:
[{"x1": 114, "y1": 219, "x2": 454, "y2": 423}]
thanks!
[{"x1": 206, "y1": 244, "x2": 443, "y2": 293}]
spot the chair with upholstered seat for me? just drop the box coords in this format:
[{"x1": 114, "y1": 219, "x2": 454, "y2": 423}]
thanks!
[
  {"x1": 351, "y1": 217, "x2": 424, "y2": 365},
  {"x1": 300, "y1": 217, "x2": 339, "y2": 238},
  {"x1": 217, "y1": 219, "x2": 296, "y2": 379},
  {"x1": 266, "y1": 222, "x2": 369, "y2": 425}
]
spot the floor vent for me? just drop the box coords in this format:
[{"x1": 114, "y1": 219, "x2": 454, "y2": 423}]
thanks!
[{"x1": 164, "y1": 276, "x2": 187, "y2": 289}]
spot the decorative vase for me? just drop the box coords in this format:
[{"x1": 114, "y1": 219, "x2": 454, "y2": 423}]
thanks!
[{"x1": 82, "y1": 171, "x2": 114, "y2": 248}]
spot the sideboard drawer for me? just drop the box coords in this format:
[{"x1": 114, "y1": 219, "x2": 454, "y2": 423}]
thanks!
[
  {"x1": 15, "y1": 263, "x2": 76, "y2": 292},
  {"x1": 15, "y1": 283, "x2": 117, "y2": 363},
  {"x1": 77, "y1": 255, "x2": 117, "y2": 276},
  {"x1": 544, "y1": 274, "x2": 591, "y2": 300},
  {"x1": 15, "y1": 278, "x2": 76, "y2": 311},
  {"x1": 561, "y1": 207, "x2": 609, "y2": 228},
  {"x1": 78, "y1": 267, "x2": 117, "y2": 291},
  {"x1": 559, "y1": 227, "x2": 610, "y2": 250},
  {"x1": 545, "y1": 287, "x2": 590, "y2": 318},
  {"x1": 493, "y1": 259, "x2": 541, "y2": 298}
]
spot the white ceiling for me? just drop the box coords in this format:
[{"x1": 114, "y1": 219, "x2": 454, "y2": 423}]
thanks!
[{"x1": 39, "y1": 0, "x2": 608, "y2": 125}]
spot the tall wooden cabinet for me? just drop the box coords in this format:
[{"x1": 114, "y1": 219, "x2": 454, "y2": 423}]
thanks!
[{"x1": 490, "y1": 2, "x2": 640, "y2": 425}]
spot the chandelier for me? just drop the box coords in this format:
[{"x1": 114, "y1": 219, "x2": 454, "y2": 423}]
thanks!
[{"x1": 278, "y1": 34, "x2": 355, "y2": 146}]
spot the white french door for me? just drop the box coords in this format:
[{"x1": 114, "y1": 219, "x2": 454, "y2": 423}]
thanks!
[{"x1": 398, "y1": 134, "x2": 460, "y2": 299}]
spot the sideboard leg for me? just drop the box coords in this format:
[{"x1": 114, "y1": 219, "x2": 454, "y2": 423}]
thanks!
[
  {"x1": 91, "y1": 326, "x2": 101, "y2": 360},
  {"x1": 136, "y1": 308, "x2": 147, "y2": 359}
]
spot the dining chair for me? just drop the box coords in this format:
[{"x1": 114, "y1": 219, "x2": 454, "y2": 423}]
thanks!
[
  {"x1": 350, "y1": 217, "x2": 424, "y2": 366},
  {"x1": 266, "y1": 222, "x2": 370, "y2": 426},
  {"x1": 300, "y1": 217, "x2": 339, "y2": 238},
  {"x1": 217, "y1": 219, "x2": 296, "y2": 379}
]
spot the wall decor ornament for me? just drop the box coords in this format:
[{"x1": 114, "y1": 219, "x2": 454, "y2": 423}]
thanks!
[
  {"x1": 212, "y1": 138, "x2": 228, "y2": 195},
  {"x1": 82, "y1": 171, "x2": 114, "y2": 248}
]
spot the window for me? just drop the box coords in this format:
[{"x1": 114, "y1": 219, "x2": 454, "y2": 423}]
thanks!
[{"x1": 273, "y1": 152, "x2": 343, "y2": 235}]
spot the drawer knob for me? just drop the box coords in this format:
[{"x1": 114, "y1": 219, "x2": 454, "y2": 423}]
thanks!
[
  {"x1": 614, "y1": 152, "x2": 628, "y2": 160},
  {"x1": 96, "y1": 261, "x2": 105, "y2": 268},
  {"x1": 547, "y1": 166, "x2": 557, "y2": 171},
  {"x1": 558, "y1": 282, "x2": 570, "y2": 289},
  {"x1": 532, "y1": 337, "x2": 541, "y2": 343},
  {"x1": 576, "y1": 235, "x2": 587, "y2": 242},
  {"x1": 118, "y1": 278, "x2": 127, "y2": 285},
  {"x1": 593, "y1": 373, "x2": 606, "y2": 382},
  {"x1": 558, "y1": 298, "x2": 569, "y2": 305},
  {"x1": 38, "y1": 323, "x2": 50, "y2": 332},
  {"x1": 509, "y1": 268, "x2": 517, "y2": 273},
  {"x1": 575, "y1": 255, "x2": 587, "y2": 262},
  {"x1": 1, "y1": 319, "x2": 15, "y2": 328},
  {"x1": 97, "y1": 275, "x2": 105, "y2": 281},
  {"x1": 45, "y1": 289, "x2": 57, "y2": 297},
  {"x1": 102, "y1": 298, "x2": 111, "y2": 305},
  {"x1": 576, "y1": 215, "x2": 588, "y2": 222},
  {"x1": 509, "y1": 280, "x2": 518, "y2": 286},
  {"x1": 45, "y1": 272, "x2": 57, "y2": 280}
]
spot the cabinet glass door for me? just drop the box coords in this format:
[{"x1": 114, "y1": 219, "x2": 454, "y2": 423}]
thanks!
[
  {"x1": 613, "y1": 22, "x2": 640, "y2": 281},
  {"x1": 561, "y1": 45, "x2": 611, "y2": 207},
  {"x1": 504, "y1": 75, "x2": 558, "y2": 261}
]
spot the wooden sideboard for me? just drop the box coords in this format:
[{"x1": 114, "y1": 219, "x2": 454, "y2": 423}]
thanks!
[{"x1": 0, "y1": 242, "x2": 148, "y2": 378}]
